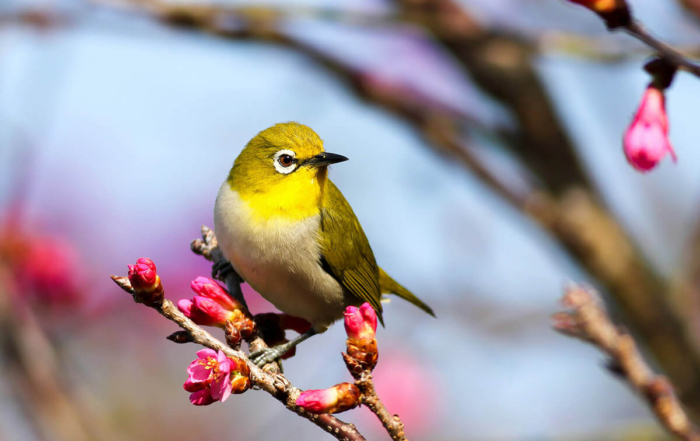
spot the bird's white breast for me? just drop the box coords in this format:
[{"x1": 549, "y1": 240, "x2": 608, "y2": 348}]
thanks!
[{"x1": 213, "y1": 182, "x2": 346, "y2": 330}]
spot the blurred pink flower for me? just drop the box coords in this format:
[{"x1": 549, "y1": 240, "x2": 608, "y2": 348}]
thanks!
[
  {"x1": 344, "y1": 303, "x2": 377, "y2": 343},
  {"x1": 296, "y1": 383, "x2": 361, "y2": 414},
  {"x1": 0, "y1": 220, "x2": 84, "y2": 307},
  {"x1": 623, "y1": 86, "x2": 676, "y2": 172},
  {"x1": 369, "y1": 352, "x2": 440, "y2": 435},
  {"x1": 183, "y1": 348, "x2": 250, "y2": 406}
]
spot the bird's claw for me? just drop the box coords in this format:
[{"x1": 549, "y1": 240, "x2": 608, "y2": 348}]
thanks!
[
  {"x1": 250, "y1": 347, "x2": 286, "y2": 368},
  {"x1": 212, "y1": 260, "x2": 234, "y2": 281}
]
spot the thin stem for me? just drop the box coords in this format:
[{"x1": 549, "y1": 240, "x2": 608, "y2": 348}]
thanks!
[{"x1": 624, "y1": 21, "x2": 700, "y2": 78}]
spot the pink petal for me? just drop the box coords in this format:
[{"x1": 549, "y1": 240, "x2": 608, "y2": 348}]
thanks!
[
  {"x1": 192, "y1": 296, "x2": 230, "y2": 326},
  {"x1": 183, "y1": 378, "x2": 206, "y2": 392},
  {"x1": 196, "y1": 349, "x2": 218, "y2": 360},
  {"x1": 191, "y1": 277, "x2": 238, "y2": 310},
  {"x1": 210, "y1": 372, "x2": 231, "y2": 401},
  {"x1": 177, "y1": 299, "x2": 193, "y2": 317},
  {"x1": 187, "y1": 363, "x2": 211, "y2": 382},
  {"x1": 220, "y1": 379, "x2": 233, "y2": 403},
  {"x1": 359, "y1": 303, "x2": 378, "y2": 332},
  {"x1": 189, "y1": 389, "x2": 214, "y2": 406}
]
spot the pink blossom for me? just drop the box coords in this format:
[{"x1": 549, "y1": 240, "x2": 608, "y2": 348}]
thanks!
[
  {"x1": 344, "y1": 303, "x2": 377, "y2": 343},
  {"x1": 296, "y1": 383, "x2": 361, "y2": 414},
  {"x1": 127, "y1": 258, "x2": 158, "y2": 292},
  {"x1": 183, "y1": 349, "x2": 250, "y2": 406},
  {"x1": 369, "y1": 352, "x2": 440, "y2": 435},
  {"x1": 15, "y1": 237, "x2": 84, "y2": 306},
  {"x1": 190, "y1": 277, "x2": 239, "y2": 311},
  {"x1": 623, "y1": 86, "x2": 676, "y2": 172}
]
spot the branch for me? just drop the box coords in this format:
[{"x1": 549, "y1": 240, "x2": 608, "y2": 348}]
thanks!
[
  {"x1": 111, "y1": 232, "x2": 366, "y2": 441},
  {"x1": 356, "y1": 372, "x2": 406, "y2": 441},
  {"x1": 553, "y1": 285, "x2": 700, "y2": 441},
  {"x1": 622, "y1": 21, "x2": 700, "y2": 78}
]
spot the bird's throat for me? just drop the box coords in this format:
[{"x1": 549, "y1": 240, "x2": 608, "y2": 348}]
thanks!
[{"x1": 231, "y1": 167, "x2": 327, "y2": 223}]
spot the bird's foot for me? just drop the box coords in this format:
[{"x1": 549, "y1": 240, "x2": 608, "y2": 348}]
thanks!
[
  {"x1": 212, "y1": 260, "x2": 235, "y2": 281},
  {"x1": 249, "y1": 344, "x2": 292, "y2": 368}
]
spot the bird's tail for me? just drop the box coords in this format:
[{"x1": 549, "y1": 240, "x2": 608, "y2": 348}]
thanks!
[{"x1": 378, "y1": 268, "x2": 436, "y2": 317}]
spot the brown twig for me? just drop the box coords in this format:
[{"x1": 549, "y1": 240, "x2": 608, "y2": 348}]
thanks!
[
  {"x1": 553, "y1": 285, "x2": 700, "y2": 441},
  {"x1": 622, "y1": 21, "x2": 700, "y2": 78},
  {"x1": 111, "y1": 238, "x2": 366, "y2": 441},
  {"x1": 356, "y1": 372, "x2": 407, "y2": 441}
]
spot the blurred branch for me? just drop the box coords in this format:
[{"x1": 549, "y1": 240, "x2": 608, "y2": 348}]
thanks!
[
  {"x1": 392, "y1": 0, "x2": 700, "y2": 419},
  {"x1": 395, "y1": 0, "x2": 591, "y2": 193},
  {"x1": 677, "y1": 0, "x2": 700, "y2": 25},
  {"x1": 553, "y1": 285, "x2": 700, "y2": 441},
  {"x1": 0, "y1": 271, "x2": 121, "y2": 441},
  {"x1": 111, "y1": 227, "x2": 367, "y2": 441},
  {"x1": 622, "y1": 21, "x2": 700, "y2": 77},
  {"x1": 537, "y1": 31, "x2": 700, "y2": 63}
]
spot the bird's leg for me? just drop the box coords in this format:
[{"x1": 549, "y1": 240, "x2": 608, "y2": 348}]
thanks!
[
  {"x1": 211, "y1": 260, "x2": 235, "y2": 280},
  {"x1": 249, "y1": 329, "x2": 318, "y2": 367}
]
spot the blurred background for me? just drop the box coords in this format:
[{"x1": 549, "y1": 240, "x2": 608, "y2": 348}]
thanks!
[{"x1": 2, "y1": 0, "x2": 700, "y2": 439}]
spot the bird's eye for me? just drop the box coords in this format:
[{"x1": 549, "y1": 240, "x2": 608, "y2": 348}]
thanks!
[{"x1": 278, "y1": 155, "x2": 294, "y2": 167}]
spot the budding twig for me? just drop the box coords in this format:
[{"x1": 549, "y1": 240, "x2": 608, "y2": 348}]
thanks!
[
  {"x1": 111, "y1": 254, "x2": 367, "y2": 441},
  {"x1": 553, "y1": 285, "x2": 700, "y2": 441}
]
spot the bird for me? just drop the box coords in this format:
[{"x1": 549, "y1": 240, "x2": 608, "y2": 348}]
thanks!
[{"x1": 214, "y1": 122, "x2": 434, "y2": 366}]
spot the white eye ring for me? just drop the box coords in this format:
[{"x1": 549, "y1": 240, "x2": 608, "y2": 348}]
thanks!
[{"x1": 273, "y1": 149, "x2": 297, "y2": 174}]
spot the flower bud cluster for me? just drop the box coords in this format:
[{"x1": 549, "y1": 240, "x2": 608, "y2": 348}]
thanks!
[{"x1": 178, "y1": 277, "x2": 256, "y2": 339}]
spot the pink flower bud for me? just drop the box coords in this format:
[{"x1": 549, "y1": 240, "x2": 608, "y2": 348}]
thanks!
[
  {"x1": 344, "y1": 303, "x2": 377, "y2": 343},
  {"x1": 127, "y1": 258, "x2": 158, "y2": 292},
  {"x1": 296, "y1": 383, "x2": 361, "y2": 414},
  {"x1": 189, "y1": 296, "x2": 234, "y2": 327},
  {"x1": 190, "y1": 277, "x2": 239, "y2": 311},
  {"x1": 624, "y1": 86, "x2": 676, "y2": 172},
  {"x1": 126, "y1": 257, "x2": 163, "y2": 306}
]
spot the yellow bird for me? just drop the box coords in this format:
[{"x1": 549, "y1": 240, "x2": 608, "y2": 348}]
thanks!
[{"x1": 214, "y1": 122, "x2": 434, "y2": 366}]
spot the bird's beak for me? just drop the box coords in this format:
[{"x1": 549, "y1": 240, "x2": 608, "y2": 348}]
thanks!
[{"x1": 305, "y1": 152, "x2": 349, "y2": 167}]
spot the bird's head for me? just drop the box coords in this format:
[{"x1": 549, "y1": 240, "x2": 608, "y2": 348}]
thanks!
[{"x1": 228, "y1": 122, "x2": 348, "y2": 220}]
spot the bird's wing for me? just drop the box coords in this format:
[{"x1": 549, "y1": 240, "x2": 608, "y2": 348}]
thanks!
[{"x1": 319, "y1": 180, "x2": 384, "y2": 324}]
